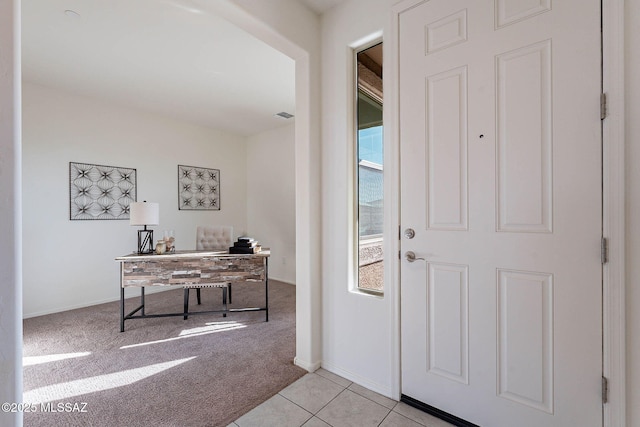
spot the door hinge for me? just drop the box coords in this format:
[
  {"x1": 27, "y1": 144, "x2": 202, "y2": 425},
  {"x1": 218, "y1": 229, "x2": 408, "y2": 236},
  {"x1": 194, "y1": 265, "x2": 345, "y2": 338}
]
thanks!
[
  {"x1": 601, "y1": 93, "x2": 608, "y2": 120},
  {"x1": 399, "y1": 225, "x2": 401, "y2": 240},
  {"x1": 602, "y1": 376, "x2": 609, "y2": 404},
  {"x1": 398, "y1": 250, "x2": 401, "y2": 260},
  {"x1": 601, "y1": 237, "x2": 609, "y2": 264}
]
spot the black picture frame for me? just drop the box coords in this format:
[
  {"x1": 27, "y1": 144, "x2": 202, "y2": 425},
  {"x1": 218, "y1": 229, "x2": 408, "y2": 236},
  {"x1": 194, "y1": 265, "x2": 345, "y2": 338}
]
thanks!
[
  {"x1": 178, "y1": 165, "x2": 221, "y2": 211},
  {"x1": 69, "y1": 162, "x2": 137, "y2": 220}
]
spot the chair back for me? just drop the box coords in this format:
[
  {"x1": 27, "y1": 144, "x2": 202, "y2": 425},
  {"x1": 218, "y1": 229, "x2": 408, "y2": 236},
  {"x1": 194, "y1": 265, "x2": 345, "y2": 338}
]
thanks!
[{"x1": 196, "y1": 226, "x2": 233, "y2": 251}]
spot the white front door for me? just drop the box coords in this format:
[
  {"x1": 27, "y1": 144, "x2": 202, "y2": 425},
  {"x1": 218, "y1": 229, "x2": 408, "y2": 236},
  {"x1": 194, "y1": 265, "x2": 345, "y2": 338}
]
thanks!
[{"x1": 399, "y1": 1, "x2": 602, "y2": 426}]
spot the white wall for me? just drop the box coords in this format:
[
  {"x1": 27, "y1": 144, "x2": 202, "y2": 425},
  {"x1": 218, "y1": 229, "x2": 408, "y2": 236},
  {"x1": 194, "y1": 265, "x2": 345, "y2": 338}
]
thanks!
[
  {"x1": 321, "y1": 0, "x2": 398, "y2": 397},
  {"x1": 246, "y1": 124, "x2": 296, "y2": 284},
  {"x1": 22, "y1": 82, "x2": 248, "y2": 318},
  {"x1": 218, "y1": 0, "x2": 323, "y2": 371},
  {"x1": 625, "y1": 1, "x2": 640, "y2": 424},
  {"x1": 0, "y1": 1, "x2": 22, "y2": 426}
]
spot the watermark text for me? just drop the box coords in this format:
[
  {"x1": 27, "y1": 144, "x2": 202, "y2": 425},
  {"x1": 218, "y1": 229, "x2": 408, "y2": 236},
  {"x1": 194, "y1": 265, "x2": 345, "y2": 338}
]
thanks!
[{"x1": 2, "y1": 402, "x2": 88, "y2": 413}]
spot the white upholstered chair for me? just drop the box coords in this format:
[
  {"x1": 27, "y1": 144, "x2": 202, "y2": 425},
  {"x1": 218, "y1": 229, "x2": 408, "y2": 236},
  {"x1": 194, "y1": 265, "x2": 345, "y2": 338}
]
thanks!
[
  {"x1": 184, "y1": 226, "x2": 234, "y2": 318},
  {"x1": 196, "y1": 225, "x2": 233, "y2": 252}
]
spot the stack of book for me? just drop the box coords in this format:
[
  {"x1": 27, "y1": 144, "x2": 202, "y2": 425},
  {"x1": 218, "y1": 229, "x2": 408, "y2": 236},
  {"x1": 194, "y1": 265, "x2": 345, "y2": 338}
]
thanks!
[{"x1": 229, "y1": 236, "x2": 262, "y2": 254}]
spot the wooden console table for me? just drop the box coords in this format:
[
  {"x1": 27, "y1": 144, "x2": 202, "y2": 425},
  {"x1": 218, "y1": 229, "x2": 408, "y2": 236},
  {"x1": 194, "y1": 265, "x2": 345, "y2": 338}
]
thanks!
[{"x1": 115, "y1": 250, "x2": 270, "y2": 331}]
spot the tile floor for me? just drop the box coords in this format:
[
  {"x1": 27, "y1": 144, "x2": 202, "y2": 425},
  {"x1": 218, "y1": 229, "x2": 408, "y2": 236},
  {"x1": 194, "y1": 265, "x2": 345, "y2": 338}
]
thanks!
[{"x1": 229, "y1": 369, "x2": 454, "y2": 427}]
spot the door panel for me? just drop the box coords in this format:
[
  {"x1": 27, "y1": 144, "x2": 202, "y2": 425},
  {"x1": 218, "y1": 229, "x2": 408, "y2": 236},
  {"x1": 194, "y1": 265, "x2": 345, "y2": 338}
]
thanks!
[
  {"x1": 399, "y1": 1, "x2": 602, "y2": 426},
  {"x1": 496, "y1": 40, "x2": 552, "y2": 232},
  {"x1": 497, "y1": 269, "x2": 553, "y2": 413},
  {"x1": 427, "y1": 262, "x2": 469, "y2": 385},
  {"x1": 427, "y1": 66, "x2": 468, "y2": 230}
]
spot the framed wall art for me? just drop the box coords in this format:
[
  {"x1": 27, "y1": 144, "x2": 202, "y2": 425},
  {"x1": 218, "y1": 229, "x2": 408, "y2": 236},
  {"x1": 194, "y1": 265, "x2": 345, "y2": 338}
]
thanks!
[
  {"x1": 69, "y1": 162, "x2": 137, "y2": 220},
  {"x1": 178, "y1": 165, "x2": 220, "y2": 210}
]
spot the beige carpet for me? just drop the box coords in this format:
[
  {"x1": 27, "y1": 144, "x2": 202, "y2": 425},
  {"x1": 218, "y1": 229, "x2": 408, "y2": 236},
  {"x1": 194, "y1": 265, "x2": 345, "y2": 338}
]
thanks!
[{"x1": 23, "y1": 280, "x2": 305, "y2": 427}]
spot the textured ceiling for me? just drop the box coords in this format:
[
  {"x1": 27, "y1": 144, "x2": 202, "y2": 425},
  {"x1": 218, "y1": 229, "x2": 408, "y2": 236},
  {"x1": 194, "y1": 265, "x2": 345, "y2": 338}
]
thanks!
[{"x1": 22, "y1": 0, "x2": 297, "y2": 137}]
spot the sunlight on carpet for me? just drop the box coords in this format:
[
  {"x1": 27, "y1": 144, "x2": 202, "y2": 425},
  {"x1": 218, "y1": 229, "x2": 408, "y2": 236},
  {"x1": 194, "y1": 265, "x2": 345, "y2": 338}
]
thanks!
[
  {"x1": 23, "y1": 357, "x2": 196, "y2": 404},
  {"x1": 119, "y1": 321, "x2": 247, "y2": 349},
  {"x1": 23, "y1": 352, "x2": 92, "y2": 367},
  {"x1": 179, "y1": 320, "x2": 247, "y2": 336}
]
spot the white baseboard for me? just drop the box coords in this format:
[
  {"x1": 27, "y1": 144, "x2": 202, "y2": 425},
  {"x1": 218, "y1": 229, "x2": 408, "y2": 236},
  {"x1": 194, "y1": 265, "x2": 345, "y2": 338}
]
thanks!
[
  {"x1": 22, "y1": 287, "x2": 172, "y2": 319},
  {"x1": 269, "y1": 276, "x2": 295, "y2": 285},
  {"x1": 294, "y1": 357, "x2": 321, "y2": 372}
]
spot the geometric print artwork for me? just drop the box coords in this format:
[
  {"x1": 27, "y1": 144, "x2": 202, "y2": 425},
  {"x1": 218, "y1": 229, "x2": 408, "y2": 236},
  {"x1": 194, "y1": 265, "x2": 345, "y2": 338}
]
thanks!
[
  {"x1": 178, "y1": 165, "x2": 220, "y2": 210},
  {"x1": 69, "y1": 162, "x2": 137, "y2": 220}
]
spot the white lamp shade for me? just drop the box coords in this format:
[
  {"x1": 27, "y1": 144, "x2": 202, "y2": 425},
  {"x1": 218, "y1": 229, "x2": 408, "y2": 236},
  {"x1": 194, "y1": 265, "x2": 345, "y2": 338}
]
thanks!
[{"x1": 129, "y1": 202, "x2": 159, "y2": 226}]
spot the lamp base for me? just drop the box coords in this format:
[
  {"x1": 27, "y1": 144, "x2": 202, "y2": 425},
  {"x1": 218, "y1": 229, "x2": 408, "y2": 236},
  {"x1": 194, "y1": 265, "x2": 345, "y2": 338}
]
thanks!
[{"x1": 137, "y1": 229, "x2": 154, "y2": 254}]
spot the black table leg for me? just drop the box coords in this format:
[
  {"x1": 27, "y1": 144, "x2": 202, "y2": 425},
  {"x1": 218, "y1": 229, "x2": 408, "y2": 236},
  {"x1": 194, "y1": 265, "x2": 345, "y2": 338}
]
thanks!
[
  {"x1": 141, "y1": 287, "x2": 145, "y2": 316},
  {"x1": 223, "y1": 287, "x2": 227, "y2": 318},
  {"x1": 265, "y1": 258, "x2": 269, "y2": 322},
  {"x1": 184, "y1": 288, "x2": 189, "y2": 320},
  {"x1": 120, "y1": 287, "x2": 125, "y2": 332}
]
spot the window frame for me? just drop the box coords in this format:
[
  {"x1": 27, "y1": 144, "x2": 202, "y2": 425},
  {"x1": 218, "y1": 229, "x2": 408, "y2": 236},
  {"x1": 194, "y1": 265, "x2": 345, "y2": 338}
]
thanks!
[{"x1": 352, "y1": 40, "x2": 384, "y2": 296}]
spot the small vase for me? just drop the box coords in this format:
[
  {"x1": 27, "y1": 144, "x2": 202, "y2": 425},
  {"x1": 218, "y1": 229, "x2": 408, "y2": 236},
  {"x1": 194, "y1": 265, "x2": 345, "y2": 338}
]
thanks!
[
  {"x1": 155, "y1": 240, "x2": 166, "y2": 255},
  {"x1": 163, "y1": 230, "x2": 175, "y2": 252}
]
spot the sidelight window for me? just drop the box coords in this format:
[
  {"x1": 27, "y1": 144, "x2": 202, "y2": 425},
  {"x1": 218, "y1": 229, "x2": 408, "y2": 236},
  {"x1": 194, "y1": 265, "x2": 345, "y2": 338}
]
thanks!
[{"x1": 355, "y1": 42, "x2": 383, "y2": 293}]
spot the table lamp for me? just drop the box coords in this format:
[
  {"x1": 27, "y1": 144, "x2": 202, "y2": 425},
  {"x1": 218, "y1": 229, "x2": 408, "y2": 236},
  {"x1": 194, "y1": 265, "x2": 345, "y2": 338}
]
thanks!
[{"x1": 130, "y1": 201, "x2": 159, "y2": 254}]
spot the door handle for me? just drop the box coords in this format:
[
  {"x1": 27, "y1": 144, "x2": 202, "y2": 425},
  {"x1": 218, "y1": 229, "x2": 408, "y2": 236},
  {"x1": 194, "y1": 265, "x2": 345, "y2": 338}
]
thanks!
[{"x1": 405, "y1": 251, "x2": 425, "y2": 263}]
